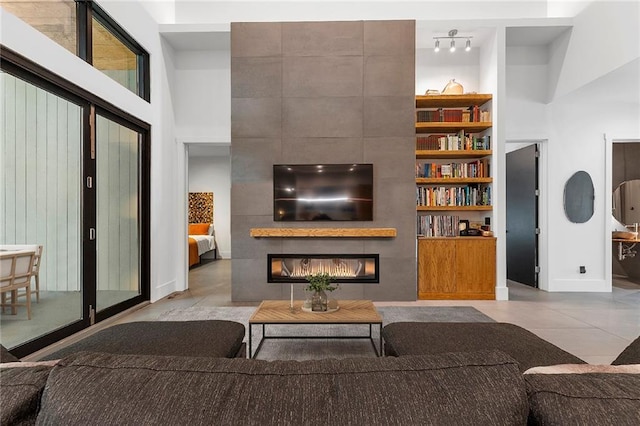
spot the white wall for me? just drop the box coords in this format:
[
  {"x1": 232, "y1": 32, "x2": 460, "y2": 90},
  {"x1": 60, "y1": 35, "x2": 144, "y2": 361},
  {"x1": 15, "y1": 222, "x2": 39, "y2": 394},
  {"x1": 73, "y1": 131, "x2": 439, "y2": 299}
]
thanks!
[
  {"x1": 551, "y1": 1, "x2": 640, "y2": 100},
  {"x1": 546, "y1": 64, "x2": 639, "y2": 291},
  {"x1": 174, "y1": 50, "x2": 230, "y2": 142},
  {"x1": 188, "y1": 154, "x2": 232, "y2": 258},
  {"x1": 505, "y1": 1, "x2": 640, "y2": 292},
  {"x1": 506, "y1": 46, "x2": 550, "y2": 139}
]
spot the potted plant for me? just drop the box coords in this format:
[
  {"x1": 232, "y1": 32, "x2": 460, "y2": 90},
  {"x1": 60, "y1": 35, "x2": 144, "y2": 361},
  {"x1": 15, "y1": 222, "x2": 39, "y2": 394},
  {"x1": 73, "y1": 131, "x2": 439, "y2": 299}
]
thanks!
[{"x1": 305, "y1": 272, "x2": 337, "y2": 311}]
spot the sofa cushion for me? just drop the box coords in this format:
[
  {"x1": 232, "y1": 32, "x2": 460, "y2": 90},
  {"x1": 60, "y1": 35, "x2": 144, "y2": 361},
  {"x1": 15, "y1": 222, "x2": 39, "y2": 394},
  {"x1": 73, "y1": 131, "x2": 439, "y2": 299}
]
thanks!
[
  {"x1": 41, "y1": 320, "x2": 245, "y2": 360},
  {"x1": 525, "y1": 373, "x2": 640, "y2": 425},
  {"x1": 382, "y1": 322, "x2": 585, "y2": 372},
  {"x1": 36, "y1": 350, "x2": 528, "y2": 425},
  {"x1": 612, "y1": 335, "x2": 640, "y2": 365},
  {"x1": 1, "y1": 364, "x2": 54, "y2": 426},
  {"x1": 1, "y1": 344, "x2": 20, "y2": 363}
]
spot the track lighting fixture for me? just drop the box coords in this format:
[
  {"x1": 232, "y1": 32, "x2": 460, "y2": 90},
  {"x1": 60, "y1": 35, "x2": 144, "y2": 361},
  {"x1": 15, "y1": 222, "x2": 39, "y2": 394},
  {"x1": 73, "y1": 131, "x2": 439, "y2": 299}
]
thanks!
[{"x1": 433, "y1": 29, "x2": 472, "y2": 53}]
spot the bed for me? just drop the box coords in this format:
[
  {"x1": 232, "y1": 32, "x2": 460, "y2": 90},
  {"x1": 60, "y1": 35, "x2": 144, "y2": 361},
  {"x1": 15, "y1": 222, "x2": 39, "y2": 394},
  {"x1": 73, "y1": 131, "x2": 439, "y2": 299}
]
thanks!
[{"x1": 188, "y1": 223, "x2": 216, "y2": 267}]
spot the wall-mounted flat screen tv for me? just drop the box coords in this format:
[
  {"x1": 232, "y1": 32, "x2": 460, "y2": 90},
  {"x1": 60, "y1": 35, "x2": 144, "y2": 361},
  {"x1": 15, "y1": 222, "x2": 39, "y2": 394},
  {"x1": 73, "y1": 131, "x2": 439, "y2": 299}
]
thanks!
[{"x1": 273, "y1": 164, "x2": 373, "y2": 221}]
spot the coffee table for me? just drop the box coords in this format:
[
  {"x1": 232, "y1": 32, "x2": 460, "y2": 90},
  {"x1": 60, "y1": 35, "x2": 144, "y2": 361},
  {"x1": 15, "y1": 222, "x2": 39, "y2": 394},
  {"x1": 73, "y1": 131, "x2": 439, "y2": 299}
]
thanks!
[{"x1": 248, "y1": 299, "x2": 383, "y2": 359}]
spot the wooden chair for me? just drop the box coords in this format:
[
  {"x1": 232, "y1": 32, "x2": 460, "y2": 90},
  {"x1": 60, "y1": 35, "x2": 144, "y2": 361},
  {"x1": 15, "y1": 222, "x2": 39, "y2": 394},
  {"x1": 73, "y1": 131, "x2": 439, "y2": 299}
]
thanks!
[
  {"x1": 30, "y1": 245, "x2": 43, "y2": 302},
  {"x1": 0, "y1": 250, "x2": 35, "y2": 320},
  {"x1": 0, "y1": 244, "x2": 42, "y2": 302}
]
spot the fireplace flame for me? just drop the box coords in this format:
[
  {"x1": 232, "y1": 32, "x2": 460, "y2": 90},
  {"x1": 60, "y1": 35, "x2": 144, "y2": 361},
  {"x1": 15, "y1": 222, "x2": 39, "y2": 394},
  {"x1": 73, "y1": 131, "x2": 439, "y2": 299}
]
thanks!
[{"x1": 283, "y1": 258, "x2": 363, "y2": 278}]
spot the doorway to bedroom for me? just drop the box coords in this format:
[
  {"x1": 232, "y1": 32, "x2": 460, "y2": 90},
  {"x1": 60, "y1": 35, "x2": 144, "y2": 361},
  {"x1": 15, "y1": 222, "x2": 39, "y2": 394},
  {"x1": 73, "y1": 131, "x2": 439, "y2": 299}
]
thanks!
[{"x1": 186, "y1": 144, "x2": 231, "y2": 282}]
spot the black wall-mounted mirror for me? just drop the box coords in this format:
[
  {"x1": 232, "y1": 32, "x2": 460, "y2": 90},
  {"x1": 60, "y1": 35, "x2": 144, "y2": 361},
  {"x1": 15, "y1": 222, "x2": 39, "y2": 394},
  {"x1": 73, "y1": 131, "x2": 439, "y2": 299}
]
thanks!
[{"x1": 564, "y1": 171, "x2": 594, "y2": 223}]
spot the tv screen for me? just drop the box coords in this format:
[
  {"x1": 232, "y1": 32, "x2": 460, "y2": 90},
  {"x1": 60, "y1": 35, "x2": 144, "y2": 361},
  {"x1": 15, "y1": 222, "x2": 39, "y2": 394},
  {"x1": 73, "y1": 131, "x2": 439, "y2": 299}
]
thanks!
[{"x1": 273, "y1": 164, "x2": 373, "y2": 221}]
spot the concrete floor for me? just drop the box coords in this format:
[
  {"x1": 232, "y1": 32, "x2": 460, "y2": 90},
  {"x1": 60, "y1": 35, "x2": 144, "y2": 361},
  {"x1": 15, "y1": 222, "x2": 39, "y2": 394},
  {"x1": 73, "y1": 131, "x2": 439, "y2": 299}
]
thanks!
[
  {"x1": 1, "y1": 290, "x2": 138, "y2": 349},
  {"x1": 23, "y1": 258, "x2": 640, "y2": 363}
]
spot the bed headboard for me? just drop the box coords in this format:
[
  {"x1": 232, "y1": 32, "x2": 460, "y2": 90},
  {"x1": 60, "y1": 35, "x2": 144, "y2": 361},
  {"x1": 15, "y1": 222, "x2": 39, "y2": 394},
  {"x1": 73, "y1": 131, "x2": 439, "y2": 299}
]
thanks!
[{"x1": 189, "y1": 192, "x2": 213, "y2": 224}]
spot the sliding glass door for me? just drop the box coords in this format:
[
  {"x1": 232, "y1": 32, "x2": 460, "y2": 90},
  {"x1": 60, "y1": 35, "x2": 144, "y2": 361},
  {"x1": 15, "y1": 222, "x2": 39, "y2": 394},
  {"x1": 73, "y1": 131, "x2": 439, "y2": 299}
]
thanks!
[
  {"x1": 0, "y1": 71, "x2": 84, "y2": 349},
  {"x1": 95, "y1": 114, "x2": 141, "y2": 312},
  {"x1": 0, "y1": 53, "x2": 150, "y2": 357}
]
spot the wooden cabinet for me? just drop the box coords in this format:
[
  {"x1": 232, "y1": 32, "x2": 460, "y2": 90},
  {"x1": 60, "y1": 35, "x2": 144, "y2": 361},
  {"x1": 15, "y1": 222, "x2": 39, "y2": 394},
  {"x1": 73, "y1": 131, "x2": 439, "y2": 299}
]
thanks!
[{"x1": 418, "y1": 237, "x2": 496, "y2": 300}]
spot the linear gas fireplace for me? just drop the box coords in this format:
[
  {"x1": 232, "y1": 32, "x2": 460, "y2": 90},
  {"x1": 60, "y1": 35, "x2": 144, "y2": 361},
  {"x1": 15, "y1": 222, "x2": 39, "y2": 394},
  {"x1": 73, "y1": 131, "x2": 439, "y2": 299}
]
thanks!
[{"x1": 268, "y1": 254, "x2": 379, "y2": 283}]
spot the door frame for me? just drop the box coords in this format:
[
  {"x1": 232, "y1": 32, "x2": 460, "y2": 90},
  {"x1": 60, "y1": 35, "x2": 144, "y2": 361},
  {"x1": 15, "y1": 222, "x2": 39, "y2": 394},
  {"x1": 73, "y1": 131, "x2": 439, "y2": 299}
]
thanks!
[
  {"x1": 505, "y1": 139, "x2": 549, "y2": 291},
  {"x1": 605, "y1": 135, "x2": 640, "y2": 289},
  {"x1": 180, "y1": 140, "x2": 232, "y2": 293}
]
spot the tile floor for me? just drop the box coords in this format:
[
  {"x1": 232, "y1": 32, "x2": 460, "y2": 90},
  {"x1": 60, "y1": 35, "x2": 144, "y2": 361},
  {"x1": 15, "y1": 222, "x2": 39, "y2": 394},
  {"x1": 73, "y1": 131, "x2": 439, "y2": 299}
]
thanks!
[{"x1": 28, "y1": 259, "x2": 640, "y2": 364}]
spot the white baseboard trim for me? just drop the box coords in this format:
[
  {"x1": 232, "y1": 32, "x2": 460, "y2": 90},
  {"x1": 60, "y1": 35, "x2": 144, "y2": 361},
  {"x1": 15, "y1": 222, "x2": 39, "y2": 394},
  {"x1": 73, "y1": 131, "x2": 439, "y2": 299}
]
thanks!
[
  {"x1": 495, "y1": 286, "x2": 509, "y2": 300},
  {"x1": 548, "y1": 279, "x2": 610, "y2": 292},
  {"x1": 153, "y1": 279, "x2": 178, "y2": 302}
]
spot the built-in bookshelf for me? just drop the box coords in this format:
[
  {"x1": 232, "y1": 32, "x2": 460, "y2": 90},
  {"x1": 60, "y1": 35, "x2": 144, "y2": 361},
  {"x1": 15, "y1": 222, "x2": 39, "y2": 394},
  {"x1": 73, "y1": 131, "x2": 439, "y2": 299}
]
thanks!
[{"x1": 415, "y1": 94, "x2": 493, "y2": 237}]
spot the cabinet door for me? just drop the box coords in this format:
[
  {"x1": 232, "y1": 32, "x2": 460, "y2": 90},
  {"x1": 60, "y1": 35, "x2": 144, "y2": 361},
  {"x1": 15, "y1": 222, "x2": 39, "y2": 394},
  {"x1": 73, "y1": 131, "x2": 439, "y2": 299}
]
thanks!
[
  {"x1": 417, "y1": 239, "x2": 456, "y2": 297},
  {"x1": 455, "y1": 238, "x2": 496, "y2": 296}
]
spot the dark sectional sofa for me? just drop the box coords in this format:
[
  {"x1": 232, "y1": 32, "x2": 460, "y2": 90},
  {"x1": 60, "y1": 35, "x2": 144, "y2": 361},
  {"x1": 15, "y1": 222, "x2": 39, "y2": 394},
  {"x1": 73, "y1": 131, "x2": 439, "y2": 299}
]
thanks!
[
  {"x1": 381, "y1": 322, "x2": 586, "y2": 371},
  {"x1": 2, "y1": 320, "x2": 639, "y2": 425},
  {"x1": 39, "y1": 320, "x2": 247, "y2": 360},
  {"x1": 381, "y1": 322, "x2": 640, "y2": 425}
]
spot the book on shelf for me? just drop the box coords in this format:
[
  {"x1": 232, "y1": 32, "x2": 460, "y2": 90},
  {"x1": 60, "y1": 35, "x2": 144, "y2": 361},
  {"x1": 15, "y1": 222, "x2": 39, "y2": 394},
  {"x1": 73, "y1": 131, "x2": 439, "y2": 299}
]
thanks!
[
  {"x1": 415, "y1": 159, "x2": 490, "y2": 179},
  {"x1": 417, "y1": 214, "x2": 460, "y2": 237},
  {"x1": 416, "y1": 106, "x2": 490, "y2": 123},
  {"x1": 416, "y1": 132, "x2": 490, "y2": 151},
  {"x1": 442, "y1": 109, "x2": 463, "y2": 122},
  {"x1": 416, "y1": 185, "x2": 492, "y2": 207},
  {"x1": 416, "y1": 109, "x2": 441, "y2": 123},
  {"x1": 416, "y1": 134, "x2": 447, "y2": 150}
]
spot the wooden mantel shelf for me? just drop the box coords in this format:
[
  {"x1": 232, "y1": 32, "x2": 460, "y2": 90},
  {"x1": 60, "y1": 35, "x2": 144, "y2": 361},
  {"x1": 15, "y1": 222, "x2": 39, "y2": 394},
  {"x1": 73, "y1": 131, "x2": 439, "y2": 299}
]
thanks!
[{"x1": 250, "y1": 228, "x2": 397, "y2": 238}]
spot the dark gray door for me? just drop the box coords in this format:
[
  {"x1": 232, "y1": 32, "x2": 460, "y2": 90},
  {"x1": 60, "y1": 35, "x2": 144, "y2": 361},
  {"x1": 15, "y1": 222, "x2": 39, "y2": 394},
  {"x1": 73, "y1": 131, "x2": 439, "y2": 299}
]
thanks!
[{"x1": 506, "y1": 144, "x2": 538, "y2": 287}]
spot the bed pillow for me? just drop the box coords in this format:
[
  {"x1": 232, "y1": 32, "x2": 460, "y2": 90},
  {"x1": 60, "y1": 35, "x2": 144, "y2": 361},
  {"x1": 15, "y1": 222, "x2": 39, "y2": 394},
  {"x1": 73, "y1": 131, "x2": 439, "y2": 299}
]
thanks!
[{"x1": 188, "y1": 223, "x2": 210, "y2": 235}]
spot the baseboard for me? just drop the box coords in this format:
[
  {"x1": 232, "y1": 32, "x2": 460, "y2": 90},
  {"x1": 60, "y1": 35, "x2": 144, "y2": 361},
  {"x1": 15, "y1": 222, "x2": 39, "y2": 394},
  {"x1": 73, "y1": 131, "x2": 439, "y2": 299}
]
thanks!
[
  {"x1": 495, "y1": 286, "x2": 509, "y2": 300},
  {"x1": 153, "y1": 279, "x2": 179, "y2": 302},
  {"x1": 548, "y1": 279, "x2": 610, "y2": 292}
]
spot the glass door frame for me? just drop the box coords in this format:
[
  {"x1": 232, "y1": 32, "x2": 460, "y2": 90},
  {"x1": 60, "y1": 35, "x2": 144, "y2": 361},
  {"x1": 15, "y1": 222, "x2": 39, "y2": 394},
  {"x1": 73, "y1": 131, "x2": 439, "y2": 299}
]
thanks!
[
  {"x1": 1, "y1": 47, "x2": 150, "y2": 357},
  {"x1": 90, "y1": 105, "x2": 150, "y2": 323}
]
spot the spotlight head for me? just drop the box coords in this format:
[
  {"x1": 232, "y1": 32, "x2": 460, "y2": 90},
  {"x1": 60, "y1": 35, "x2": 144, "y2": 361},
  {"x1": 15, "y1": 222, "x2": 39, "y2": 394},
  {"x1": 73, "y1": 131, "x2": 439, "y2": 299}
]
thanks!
[
  {"x1": 434, "y1": 39, "x2": 440, "y2": 52},
  {"x1": 465, "y1": 39, "x2": 471, "y2": 52},
  {"x1": 449, "y1": 39, "x2": 456, "y2": 52}
]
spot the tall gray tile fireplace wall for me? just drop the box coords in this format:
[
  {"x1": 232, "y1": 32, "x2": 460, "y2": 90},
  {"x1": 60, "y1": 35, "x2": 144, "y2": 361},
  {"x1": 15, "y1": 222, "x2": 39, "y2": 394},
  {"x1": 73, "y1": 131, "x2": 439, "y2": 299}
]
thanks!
[{"x1": 230, "y1": 20, "x2": 417, "y2": 301}]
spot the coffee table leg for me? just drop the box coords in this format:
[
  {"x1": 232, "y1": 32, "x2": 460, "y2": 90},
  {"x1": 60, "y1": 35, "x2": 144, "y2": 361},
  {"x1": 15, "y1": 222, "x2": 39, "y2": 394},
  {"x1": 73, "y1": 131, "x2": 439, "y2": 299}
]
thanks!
[
  {"x1": 249, "y1": 324, "x2": 265, "y2": 359},
  {"x1": 368, "y1": 323, "x2": 380, "y2": 357}
]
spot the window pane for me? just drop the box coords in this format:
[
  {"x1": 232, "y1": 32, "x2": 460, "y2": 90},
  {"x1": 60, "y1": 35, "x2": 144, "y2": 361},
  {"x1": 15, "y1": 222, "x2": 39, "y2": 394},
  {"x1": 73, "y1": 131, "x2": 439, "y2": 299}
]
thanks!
[
  {"x1": 95, "y1": 115, "x2": 141, "y2": 312},
  {"x1": 92, "y1": 17, "x2": 138, "y2": 95},
  {"x1": 0, "y1": 71, "x2": 82, "y2": 348},
  {"x1": 0, "y1": 0, "x2": 76, "y2": 55}
]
